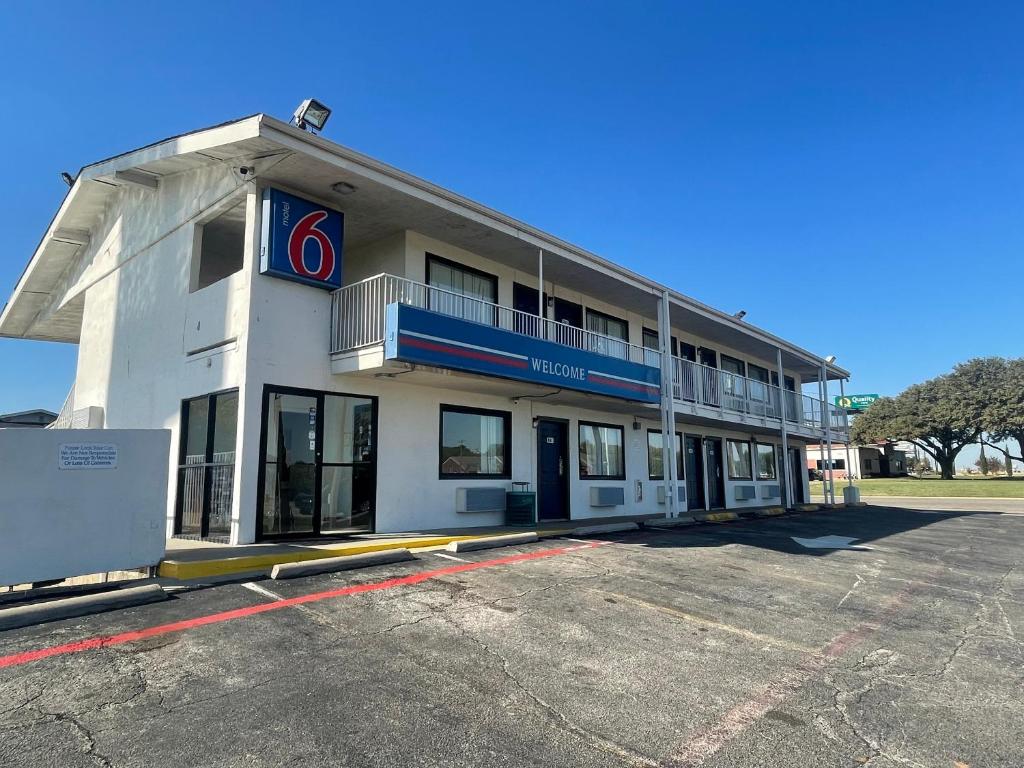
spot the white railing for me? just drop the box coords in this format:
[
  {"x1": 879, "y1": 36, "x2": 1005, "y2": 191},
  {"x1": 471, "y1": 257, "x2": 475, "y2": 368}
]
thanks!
[
  {"x1": 670, "y1": 356, "x2": 848, "y2": 438},
  {"x1": 331, "y1": 273, "x2": 656, "y2": 366}
]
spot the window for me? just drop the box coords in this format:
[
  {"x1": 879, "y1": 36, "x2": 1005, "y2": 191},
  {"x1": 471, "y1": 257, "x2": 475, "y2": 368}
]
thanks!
[
  {"x1": 726, "y1": 439, "x2": 752, "y2": 480},
  {"x1": 191, "y1": 201, "x2": 246, "y2": 292},
  {"x1": 439, "y1": 405, "x2": 510, "y2": 478},
  {"x1": 427, "y1": 255, "x2": 498, "y2": 326},
  {"x1": 755, "y1": 443, "x2": 777, "y2": 480},
  {"x1": 586, "y1": 309, "x2": 629, "y2": 360},
  {"x1": 579, "y1": 422, "x2": 625, "y2": 479},
  {"x1": 587, "y1": 309, "x2": 629, "y2": 340},
  {"x1": 815, "y1": 458, "x2": 846, "y2": 470},
  {"x1": 642, "y1": 328, "x2": 660, "y2": 368},
  {"x1": 176, "y1": 390, "x2": 238, "y2": 538},
  {"x1": 647, "y1": 430, "x2": 683, "y2": 480},
  {"x1": 721, "y1": 355, "x2": 746, "y2": 377}
]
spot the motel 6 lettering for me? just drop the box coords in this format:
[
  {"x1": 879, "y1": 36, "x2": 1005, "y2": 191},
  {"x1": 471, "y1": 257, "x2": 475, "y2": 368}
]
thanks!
[{"x1": 260, "y1": 188, "x2": 344, "y2": 290}]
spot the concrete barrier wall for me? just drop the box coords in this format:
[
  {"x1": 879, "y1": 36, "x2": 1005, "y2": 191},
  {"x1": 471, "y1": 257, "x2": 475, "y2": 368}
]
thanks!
[{"x1": 0, "y1": 429, "x2": 170, "y2": 585}]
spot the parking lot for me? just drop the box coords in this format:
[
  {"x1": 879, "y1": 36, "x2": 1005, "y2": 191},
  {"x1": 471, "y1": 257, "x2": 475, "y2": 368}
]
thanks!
[{"x1": 2, "y1": 503, "x2": 1022, "y2": 767}]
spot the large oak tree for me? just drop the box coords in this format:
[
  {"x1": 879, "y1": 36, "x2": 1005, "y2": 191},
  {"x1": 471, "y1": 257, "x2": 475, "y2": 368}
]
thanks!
[
  {"x1": 851, "y1": 369, "x2": 983, "y2": 479},
  {"x1": 959, "y1": 357, "x2": 1024, "y2": 468}
]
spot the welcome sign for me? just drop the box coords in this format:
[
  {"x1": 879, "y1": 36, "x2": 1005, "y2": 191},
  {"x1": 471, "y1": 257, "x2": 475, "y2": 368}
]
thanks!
[
  {"x1": 384, "y1": 303, "x2": 661, "y2": 403},
  {"x1": 260, "y1": 188, "x2": 344, "y2": 290}
]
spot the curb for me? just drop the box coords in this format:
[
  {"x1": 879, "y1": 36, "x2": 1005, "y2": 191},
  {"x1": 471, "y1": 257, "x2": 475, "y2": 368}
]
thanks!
[
  {"x1": 754, "y1": 507, "x2": 786, "y2": 517},
  {"x1": 159, "y1": 536, "x2": 481, "y2": 580},
  {"x1": 794, "y1": 504, "x2": 821, "y2": 513},
  {"x1": 0, "y1": 583, "x2": 168, "y2": 631},
  {"x1": 447, "y1": 533, "x2": 538, "y2": 553},
  {"x1": 642, "y1": 517, "x2": 697, "y2": 528},
  {"x1": 694, "y1": 511, "x2": 739, "y2": 523},
  {"x1": 271, "y1": 549, "x2": 415, "y2": 580},
  {"x1": 572, "y1": 522, "x2": 640, "y2": 536}
]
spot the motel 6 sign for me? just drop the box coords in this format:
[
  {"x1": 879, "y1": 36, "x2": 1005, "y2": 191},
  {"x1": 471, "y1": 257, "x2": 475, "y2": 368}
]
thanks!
[{"x1": 260, "y1": 188, "x2": 344, "y2": 289}]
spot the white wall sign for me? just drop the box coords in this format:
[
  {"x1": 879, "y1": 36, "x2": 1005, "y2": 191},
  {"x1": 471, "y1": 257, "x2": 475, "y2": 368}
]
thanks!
[{"x1": 58, "y1": 443, "x2": 119, "y2": 470}]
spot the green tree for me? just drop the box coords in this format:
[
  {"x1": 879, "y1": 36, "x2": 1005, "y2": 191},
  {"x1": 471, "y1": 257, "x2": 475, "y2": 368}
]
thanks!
[
  {"x1": 959, "y1": 357, "x2": 1024, "y2": 468},
  {"x1": 851, "y1": 371, "x2": 982, "y2": 480}
]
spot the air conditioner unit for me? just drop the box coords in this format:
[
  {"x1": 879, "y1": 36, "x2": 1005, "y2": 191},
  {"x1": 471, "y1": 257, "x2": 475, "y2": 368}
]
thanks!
[
  {"x1": 656, "y1": 485, "x2": 686, "y2": 504},
  {"x1": 590, "y1": 486, "x2": 625, "y2": 507},
  {"x1": 760, "y1": 485, "x2": 781, "y2": 499},
  {"x1": 733, "y1": 485, "x2": 756, "y2": 501},
  {"x1": 455, "y1": 487, "x2": 507, "y2": 514}
]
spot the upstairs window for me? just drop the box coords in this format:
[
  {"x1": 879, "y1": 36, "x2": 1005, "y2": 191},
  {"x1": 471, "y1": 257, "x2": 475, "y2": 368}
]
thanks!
[
  {"x1": 426, "y1": 255, "x2": 498, "y2": 326},
  {"x1": 191, "y1": 201, "x2": 246, "y2": 292}
]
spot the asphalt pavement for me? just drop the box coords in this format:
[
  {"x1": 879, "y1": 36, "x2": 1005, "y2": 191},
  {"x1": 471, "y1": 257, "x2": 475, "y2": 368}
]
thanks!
[{"x1": 1, "y1": 501, "x2": 1022, "y2": 767}]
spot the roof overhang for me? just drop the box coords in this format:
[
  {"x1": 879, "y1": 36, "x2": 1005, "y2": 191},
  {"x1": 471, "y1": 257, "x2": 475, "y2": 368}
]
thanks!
[{"x1": 1, "y1": 113, "x2": 849, "y2": 381}]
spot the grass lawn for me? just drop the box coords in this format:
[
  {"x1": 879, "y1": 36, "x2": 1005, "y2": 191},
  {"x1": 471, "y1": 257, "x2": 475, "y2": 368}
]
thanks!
[{"x1": 815, "y1": 476, "x2": 1024, "y2": 498}]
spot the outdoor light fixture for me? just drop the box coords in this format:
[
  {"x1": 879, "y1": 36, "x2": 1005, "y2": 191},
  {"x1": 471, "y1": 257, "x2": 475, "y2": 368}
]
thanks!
[
  {"x1": 331, "y1": 181, "x2": 357, "y2": 195},
  {"x1": 733, "y1": 310, "x2": 747, "y2": 320},
  {"x1": 292, "y1": 98, "x2": 332, "y2": 133},
  {"x1": 825, "y1": 355, "x2": 837, "y2": 364},
  {"x1": 60, "y1": 171, "x2": 75, "y2": 187}
]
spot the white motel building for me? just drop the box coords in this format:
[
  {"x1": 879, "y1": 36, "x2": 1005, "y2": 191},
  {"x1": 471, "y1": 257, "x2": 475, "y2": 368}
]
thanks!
[{"x1": 0, "y1": 111, "x2": 849, "y2": 544}]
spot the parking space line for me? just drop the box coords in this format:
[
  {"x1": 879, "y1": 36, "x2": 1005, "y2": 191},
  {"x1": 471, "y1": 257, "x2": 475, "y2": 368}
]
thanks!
[
  {"x1": 587, "y1": 589, "x2": 819, "y2": 655},
  {"x1": 0, "y1": 540, "x2": 608, "y2": 670},
  {"x1": 432, "y1": 553, "x2": 469, "y2": 563},
  {"x1": 241, "y1": 581, "x2": 285, "y2": 602}
]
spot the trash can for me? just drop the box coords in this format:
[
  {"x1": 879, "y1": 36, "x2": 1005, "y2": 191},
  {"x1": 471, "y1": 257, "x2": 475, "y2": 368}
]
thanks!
[{"x1": 505, "y1": 482, "x2": 537, "y2": 526}]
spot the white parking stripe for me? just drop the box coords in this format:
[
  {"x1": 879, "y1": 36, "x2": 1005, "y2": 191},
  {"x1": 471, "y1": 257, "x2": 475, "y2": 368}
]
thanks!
[
  {"x1": 432, "y1": 552, "x2": 470, "y2": 562},
  {"x1": 241, "y1": 581, "x2": 285, "y2": 602}
]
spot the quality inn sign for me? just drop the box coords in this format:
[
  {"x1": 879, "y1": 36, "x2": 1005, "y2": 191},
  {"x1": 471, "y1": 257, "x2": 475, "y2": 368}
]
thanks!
[{"x1": 835, "y1": 394, "x2": 879, "y2": 411}]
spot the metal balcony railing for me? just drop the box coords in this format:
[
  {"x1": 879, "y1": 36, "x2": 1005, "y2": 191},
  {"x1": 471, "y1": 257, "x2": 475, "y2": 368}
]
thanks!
[
  {"x1": 330, "y1": 273, "x2": 656, "y2": 365},
  {"x1": 329, "y1": 274, "x2": 847, "y2": 439},
  {"x1": 670, "y1": 357, "x2": 848, "y2": 438}
]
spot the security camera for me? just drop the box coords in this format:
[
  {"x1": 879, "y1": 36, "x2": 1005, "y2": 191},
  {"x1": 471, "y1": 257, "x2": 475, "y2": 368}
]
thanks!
[{"x1": 238, "y1": 166, "x2": 254, "y2": 177}]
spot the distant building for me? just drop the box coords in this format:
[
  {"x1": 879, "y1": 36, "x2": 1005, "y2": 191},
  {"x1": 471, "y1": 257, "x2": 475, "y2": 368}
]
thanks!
[
  {"x1": 806, "y1": 442, "x2": 907, "y2": 480},
  {"x1": 0, "y1": 409, "x2": 57, "y2": 428}
]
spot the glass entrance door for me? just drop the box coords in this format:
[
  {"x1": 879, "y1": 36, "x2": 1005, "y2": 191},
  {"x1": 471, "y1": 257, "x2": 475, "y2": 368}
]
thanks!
[{"x1": 260, "y1": 387, "x2": 377, "y2": 539}]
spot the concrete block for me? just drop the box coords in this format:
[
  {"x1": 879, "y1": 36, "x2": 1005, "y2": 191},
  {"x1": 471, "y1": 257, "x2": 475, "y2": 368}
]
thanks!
[
  {"x1": 695, "y1": 512, "x2": 739, "y2": 523},
  {"x1": 754, "y1": 507, "x2": 786, "y2": 517},
  {"x1": 271, "y1": 549, "x2": 414, "y2": 580},
  {"x1": 0, "y1": 583, "x2": 167, "y2": 631},
  {"x1": 572, "y1": 522, "x2": 640, "y2": 536},
  {"x1": 794, "y1": 504, "x2": 821, "y2": 513},
  {"x1": 446, "y1": 532, "x2": 538, "y2": 553}
]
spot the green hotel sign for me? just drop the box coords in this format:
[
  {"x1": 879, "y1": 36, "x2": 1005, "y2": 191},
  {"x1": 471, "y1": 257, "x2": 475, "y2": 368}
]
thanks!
[{"x1": 835, "y1": 394, "x2": 879, "y2": 411}]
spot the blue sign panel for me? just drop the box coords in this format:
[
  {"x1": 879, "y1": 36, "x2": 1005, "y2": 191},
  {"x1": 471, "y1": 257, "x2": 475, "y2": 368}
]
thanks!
[
  {"x1": 384, "y1": 303, "x2": 661, "y2": 403},
  {"x1": 260, "y1": 188, "x2": 344, "y2": 290}
]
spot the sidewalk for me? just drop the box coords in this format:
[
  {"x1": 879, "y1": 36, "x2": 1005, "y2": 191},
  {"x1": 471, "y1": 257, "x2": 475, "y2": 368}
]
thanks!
[{"x1": 159, "y1": 513, "x2": 662, "y2": 580}]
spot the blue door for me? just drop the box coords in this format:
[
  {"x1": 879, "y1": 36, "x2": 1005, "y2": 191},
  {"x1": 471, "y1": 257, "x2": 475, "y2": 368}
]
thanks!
[{"x1": 537, "y1": 420, "x2": 569, "y2": 521}]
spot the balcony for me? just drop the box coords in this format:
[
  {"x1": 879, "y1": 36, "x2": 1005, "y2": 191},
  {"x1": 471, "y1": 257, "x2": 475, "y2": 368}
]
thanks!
[{"x1": 330, "y1": 273, "x2": 847, "y2": 440}]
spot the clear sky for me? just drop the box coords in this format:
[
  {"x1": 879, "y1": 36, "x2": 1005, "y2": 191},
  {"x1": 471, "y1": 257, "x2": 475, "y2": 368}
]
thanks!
[{"x1": 1, "y1": 0, "x2": 1021, "y2": 449}]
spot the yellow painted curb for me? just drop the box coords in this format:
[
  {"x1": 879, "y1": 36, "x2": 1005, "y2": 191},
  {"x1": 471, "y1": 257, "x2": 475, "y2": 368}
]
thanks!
[
  {"x1": 698, "y1": 512, "x2": 739, "y2": 522},
  {"x1": 159, "y1": 535, "x2": 481, "y2": 580},
  {"x1": 755, "y1": 507, "x2": 786, "y2": 517},
  {"x1": 795, "y1": 504, "x2": 820, "y2": 512}
]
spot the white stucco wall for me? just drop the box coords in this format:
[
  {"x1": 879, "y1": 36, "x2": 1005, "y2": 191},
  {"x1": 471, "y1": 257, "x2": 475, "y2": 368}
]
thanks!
[{"x1": 0, "y1": 429, "x2": 170, "y2": 585}]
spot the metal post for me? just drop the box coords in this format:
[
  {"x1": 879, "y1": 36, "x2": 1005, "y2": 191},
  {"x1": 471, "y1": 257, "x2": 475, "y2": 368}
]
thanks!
[
  {"x1": 537, "y1": 249, "x2": 544, "y2": 320},
  {"x1": 839, "y1": 377, "x2": 853, "y2": 490},
  {"x1": 658, "y1": 291, "x2": 679, "y2": 517},
  {"x1": 817, "y1": 368, "x2": 828, "y2": 502},
  {"x1": 776, "y1": 348, "x2": 792, "y2": 508},
  {"x1": 821, "y1": 362, "x2": 835, "y2": 505}
]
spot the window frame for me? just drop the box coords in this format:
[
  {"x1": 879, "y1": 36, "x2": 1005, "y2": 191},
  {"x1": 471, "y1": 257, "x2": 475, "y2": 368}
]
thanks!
[
  {"x1": 726, "y1": 438, "x2": 753, "y2": 480},
  {"x1": 755, "y1": 442, "x2": 778, "y2": 480},
  {"x1": 647, "y1": 429, "x2": 684, "y2": 481},
  {"x1": 578, "y1": 420, "x2": 626, "y2": 480},
  {"x1": 438, "y1": 404, "x2": 512, "y2": 480},
  {"x1": 720, "y1": 354, "x2": 746, "y2": 377},
  {"x1": 585, "y1": 307, "x2": 629, "y2": 341},
  {"x1": 425, "y1": 253, "x2": 498, "y2": 302},
  {"x1": 189, "y1": 199, "x2": 247, "y2": 293}
]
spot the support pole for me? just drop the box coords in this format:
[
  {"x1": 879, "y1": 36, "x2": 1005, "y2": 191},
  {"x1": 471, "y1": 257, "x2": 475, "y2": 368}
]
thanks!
[
  {"x1": 821, "y1": 362, "x2": 835, "y2": 504},
  {"x1": 658, "y1": 291, "x2": 679, "y2": 518},
  {"x1": 839, "y1": 377, "x2": 853, "y2": 490},
  {"x1": 817, "y1": 368, "x2": 828, "y2": 502},
  {"x1": 776, "y1": 348, "x2": 792, "y2": 508},
  {"x1": 537, "y1": 249, "x2": 544, "y2": 320}
]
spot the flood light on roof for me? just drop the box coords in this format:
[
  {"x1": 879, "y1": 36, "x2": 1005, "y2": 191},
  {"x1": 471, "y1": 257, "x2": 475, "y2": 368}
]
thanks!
[{"x1": 292, "y1": 99, "x2": 331, "y2": 133}]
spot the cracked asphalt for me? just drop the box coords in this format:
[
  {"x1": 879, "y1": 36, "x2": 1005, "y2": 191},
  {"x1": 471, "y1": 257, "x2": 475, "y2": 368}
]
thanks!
[{"x1": 1, "y1": 502, "x2": 1023, "y2": 767}]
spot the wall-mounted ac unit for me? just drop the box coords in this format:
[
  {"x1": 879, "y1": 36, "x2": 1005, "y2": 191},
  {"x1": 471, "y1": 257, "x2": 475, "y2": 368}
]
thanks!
[
  {"x1": 760, "y1": 485, "x2": 781, "y2": 499},
  {"x1": 590, "y1": 486, "x2": 625, "y2": 507},
  {"x1": 456, "y1": 487, "x2": 507, "y2": 514},
  {"x1": 733, "y1": 485, "x2": 756, "y2": 501}
]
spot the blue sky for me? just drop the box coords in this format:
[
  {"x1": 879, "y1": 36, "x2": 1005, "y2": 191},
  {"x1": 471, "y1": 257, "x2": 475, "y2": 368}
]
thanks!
[{"x1": 1, "y1": 1, "x2": 1021, "y2": 437}]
